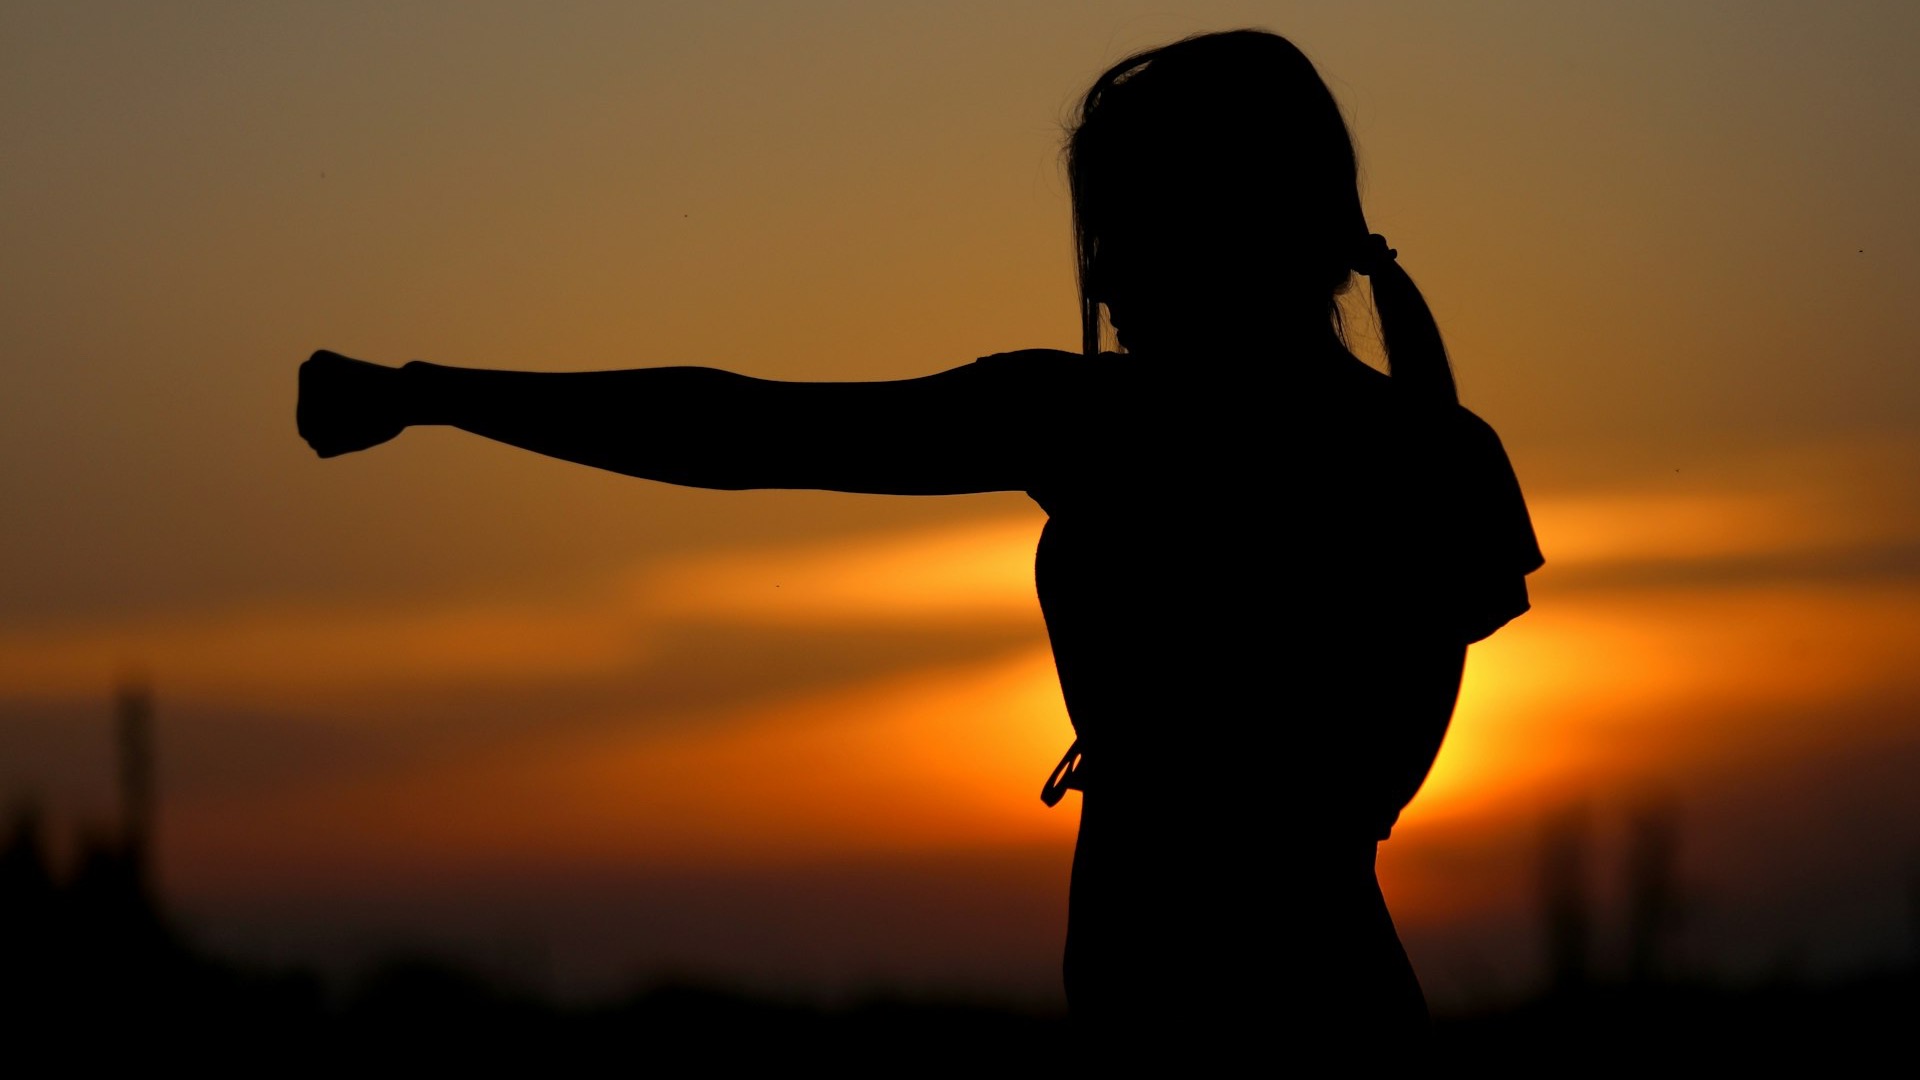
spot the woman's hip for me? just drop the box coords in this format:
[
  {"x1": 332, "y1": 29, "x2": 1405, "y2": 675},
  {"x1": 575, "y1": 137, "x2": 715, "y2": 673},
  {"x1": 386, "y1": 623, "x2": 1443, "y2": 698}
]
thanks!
[{"x1": 1061, "y1": 788, "x2": 1425, "y2": 1040}]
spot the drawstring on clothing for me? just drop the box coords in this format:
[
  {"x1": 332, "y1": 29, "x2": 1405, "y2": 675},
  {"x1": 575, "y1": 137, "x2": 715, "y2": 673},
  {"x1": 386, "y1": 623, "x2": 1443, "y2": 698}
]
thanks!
[{"x1": 1040, "y1": 737, "x2": 1084, "y2": 807}]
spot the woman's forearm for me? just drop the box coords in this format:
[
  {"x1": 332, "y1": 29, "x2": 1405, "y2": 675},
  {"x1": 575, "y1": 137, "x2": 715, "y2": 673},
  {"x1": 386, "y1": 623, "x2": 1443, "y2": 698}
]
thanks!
[{"x1": 400, "y1": 362, "x2": 779, "y2": 490}]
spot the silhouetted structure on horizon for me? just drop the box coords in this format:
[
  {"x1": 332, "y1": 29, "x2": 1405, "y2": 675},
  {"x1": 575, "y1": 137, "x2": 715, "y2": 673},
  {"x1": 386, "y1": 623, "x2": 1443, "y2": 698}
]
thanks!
[
  {"x1": 1540, "y1": 805, "x2": 1594, "y2": 993},
  {"x1": 0, "y1": 681, "x2": 172, "y2": 1033},
  {"x1": 1909, "y1": 852, "x2": 1920, "y2": 975},
  {"x1": 1624, "y1": 798, "x2": 1683, "y2": 985},
  {"x1": 1537, "y1": 799, "x2": 1687, "y2": 993},
  {"x1": 115, "y1": 677, "x2": 156, "y2": 898}
]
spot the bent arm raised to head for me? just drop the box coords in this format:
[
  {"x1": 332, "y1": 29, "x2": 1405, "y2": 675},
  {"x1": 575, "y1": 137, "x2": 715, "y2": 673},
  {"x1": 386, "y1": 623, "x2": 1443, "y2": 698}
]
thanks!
[{"x1": 297, "y1": 350, "x2": 1066, "y2": 496}]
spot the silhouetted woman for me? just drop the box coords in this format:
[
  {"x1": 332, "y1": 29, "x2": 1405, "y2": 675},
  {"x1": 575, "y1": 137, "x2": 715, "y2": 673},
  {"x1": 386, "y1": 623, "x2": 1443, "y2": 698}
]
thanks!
[{"x1": 297, "y1": 29, "x2": 1542, "y2": 1053}]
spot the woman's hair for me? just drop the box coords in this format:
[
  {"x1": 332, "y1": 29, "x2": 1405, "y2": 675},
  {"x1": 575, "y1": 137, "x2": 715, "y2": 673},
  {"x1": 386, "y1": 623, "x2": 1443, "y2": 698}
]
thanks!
[{"x1": 1065, "y1": 29, "x2": 1457, "y2": 404}]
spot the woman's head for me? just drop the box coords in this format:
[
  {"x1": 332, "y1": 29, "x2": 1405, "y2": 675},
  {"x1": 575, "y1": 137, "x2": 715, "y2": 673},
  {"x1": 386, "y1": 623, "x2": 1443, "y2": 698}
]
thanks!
[{"x1": 1066, "y1": 29, "x2": 1455, "y2": 402}]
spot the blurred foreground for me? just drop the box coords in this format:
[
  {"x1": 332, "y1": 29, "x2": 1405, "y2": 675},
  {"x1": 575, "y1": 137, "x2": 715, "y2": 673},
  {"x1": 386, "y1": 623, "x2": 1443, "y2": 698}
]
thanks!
[
  {"x1": 3, "y1": 800, "x2": 1911, "y2": 1069},
  {"x1": 5, "y1": 684, "x2": 1917, "y2": 1066}
]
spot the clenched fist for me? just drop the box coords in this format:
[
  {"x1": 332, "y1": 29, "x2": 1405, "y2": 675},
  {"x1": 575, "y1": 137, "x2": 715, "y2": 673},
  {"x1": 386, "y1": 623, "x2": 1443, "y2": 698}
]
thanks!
[{"x1": 297, "y1": 350, "x2": 408, "y2": 458}]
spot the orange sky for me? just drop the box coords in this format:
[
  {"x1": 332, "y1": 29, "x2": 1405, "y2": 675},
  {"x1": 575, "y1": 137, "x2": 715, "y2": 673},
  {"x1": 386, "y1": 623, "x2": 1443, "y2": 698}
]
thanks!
[{"x1": 5, "y1": 2, "x2": 1920, "y2": 1005}]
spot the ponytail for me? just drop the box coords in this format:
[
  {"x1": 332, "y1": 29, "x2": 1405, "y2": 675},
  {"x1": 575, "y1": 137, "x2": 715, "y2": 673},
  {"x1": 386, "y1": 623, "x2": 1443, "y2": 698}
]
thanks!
[{"x1": 1354, "y1": 233, "x2": 1457, "y2": 406}]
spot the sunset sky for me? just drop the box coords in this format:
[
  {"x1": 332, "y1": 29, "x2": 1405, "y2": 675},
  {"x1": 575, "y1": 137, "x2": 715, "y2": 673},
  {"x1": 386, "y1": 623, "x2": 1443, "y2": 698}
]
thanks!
[{"x1": 5, "y1": 1, "x2": 1920, "y2": 1007}]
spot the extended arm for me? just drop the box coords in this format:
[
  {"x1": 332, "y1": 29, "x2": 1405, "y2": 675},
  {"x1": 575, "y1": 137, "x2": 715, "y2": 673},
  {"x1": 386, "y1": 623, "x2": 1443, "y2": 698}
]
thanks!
[{"x1": 297, "y1": 350, "x2": 1066, "y2": 495}]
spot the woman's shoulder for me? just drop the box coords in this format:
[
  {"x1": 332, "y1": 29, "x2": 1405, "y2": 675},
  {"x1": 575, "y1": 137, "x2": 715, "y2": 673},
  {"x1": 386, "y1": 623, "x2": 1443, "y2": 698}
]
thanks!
[
  {"x1": 970, "y1": 348, "x2": 1098, "y2": 375},
  {"x1": 965, "y1": 349, "x2": 1112, "y2": 402},
  {"x1": 1440, "y1": 401, "x2": 1518, "y2": 465},
  {"x1": 1331, "y1": 365, "x2": 1524, "y2": 491},
  {"x1": 1339, "y1": 359, "x2": 1504, "y2": 446}
]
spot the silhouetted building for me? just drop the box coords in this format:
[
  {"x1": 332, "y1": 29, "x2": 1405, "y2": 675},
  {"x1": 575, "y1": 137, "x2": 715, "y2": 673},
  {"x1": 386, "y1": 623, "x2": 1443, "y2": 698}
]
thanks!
[
  {"x1": 116, "y1": 676, "x2": 156, "y2": 897},
  {"x1": 1907, "y1": 850, "x2": 1920, "y2": 977},
  {"x1": 0, "y1": 684, "x2": 172, "y2": 1034},
  {"x1": 1623, "y1": 799, "x2": 1682, "y2": 984},
  {"x1": 0, "y1": 803, "x2": 59, "y2": 1005},
  {"x1": 1540, "y1": 805, "x2": 1594, "y2": 992}
]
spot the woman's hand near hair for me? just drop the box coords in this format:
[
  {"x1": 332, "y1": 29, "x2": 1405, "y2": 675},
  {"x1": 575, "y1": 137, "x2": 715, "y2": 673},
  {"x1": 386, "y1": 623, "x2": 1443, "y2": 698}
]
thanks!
[{"x1": 297, "y1": 350, "x2": 415, "y2": 458}]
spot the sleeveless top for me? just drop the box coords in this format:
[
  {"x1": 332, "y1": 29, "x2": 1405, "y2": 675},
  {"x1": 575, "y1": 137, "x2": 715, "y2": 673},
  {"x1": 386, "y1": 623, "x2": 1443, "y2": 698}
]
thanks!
[{"x1": 969, "y1": 348, "x2": 1544, "y2": 840}]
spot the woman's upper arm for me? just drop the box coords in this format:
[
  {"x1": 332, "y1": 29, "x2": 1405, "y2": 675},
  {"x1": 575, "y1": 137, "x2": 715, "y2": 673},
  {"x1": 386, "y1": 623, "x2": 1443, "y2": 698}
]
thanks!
[{"x1": 706, "y1": 349, "x2": 1078, "y2": 495}]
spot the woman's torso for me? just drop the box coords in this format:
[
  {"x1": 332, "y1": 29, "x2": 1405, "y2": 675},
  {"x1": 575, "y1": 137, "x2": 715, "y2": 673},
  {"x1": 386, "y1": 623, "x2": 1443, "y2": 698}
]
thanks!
[{"x1": 1025, "y1": 347, "x2": 1472, "y2": 840}]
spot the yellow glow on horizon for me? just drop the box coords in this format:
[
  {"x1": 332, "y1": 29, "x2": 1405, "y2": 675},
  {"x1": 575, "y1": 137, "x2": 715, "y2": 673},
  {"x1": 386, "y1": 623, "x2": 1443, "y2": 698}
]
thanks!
[{"x1": 1410, "y1": 579, "x2": 1920, "y2": 828}]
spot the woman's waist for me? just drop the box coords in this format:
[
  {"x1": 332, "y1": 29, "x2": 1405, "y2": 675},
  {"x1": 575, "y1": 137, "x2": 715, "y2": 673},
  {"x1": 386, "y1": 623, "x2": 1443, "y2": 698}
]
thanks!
[{"x1": 1047, "y1": 731, "x2": 1408, "y2": 842}]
